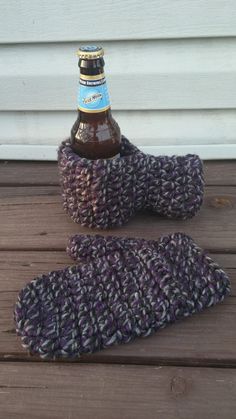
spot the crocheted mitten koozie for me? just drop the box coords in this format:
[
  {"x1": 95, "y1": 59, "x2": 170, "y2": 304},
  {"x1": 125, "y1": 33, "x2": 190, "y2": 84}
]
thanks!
[
  {"x1": 58, "y1": 136, "x2": 204, "y2": 229},
  {"x1": 15, "y1": 233, "x2": 230, "y2": 359}
]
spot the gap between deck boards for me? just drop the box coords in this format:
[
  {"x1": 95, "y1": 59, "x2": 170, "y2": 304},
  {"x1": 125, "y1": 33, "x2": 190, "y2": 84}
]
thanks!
[{"x1": 1, "y1": 353, "x2": 236, "y2": 369}]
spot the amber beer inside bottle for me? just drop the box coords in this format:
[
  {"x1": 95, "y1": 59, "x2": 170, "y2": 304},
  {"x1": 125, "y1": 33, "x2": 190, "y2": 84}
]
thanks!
[{"x1": 70, "y1": 46, "x2": 121, "y2": 159}]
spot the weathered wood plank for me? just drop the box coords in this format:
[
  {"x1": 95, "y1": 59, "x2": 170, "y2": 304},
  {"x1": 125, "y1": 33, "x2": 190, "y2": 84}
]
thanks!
[
  {"x1": 0, "y1": 186, "x2": 60, "y2": 198},
  {"x1": 0, "y1": 251, "x2": 234, "y2": 292},
  {"x1": 2, "y1": 294, "x2": 236, "y2": 365},
  {"x1": 0, "y1": 249, "x2": 235, "y2": 365},
  {"x1": 0, "y1": 362, "x2": 236, "y2": 419},
  {"x1": 204, "y1": 160, "x2": 236, "y2": 186},
  {"x1": 0, "y1": 251, "x2": 71, "y2": 291},
  {"x1": 0, "y1": 186, "x2": 235, "y2": 251},
  {"x1": 1, "y1": 0, "x2": 236, "y2": 43},
  {"x1": 1, "y1": 161, "x2": 235, "y2": 187},
  {"x1": 0, "y1": 162, "x2": 59, "y2": 186}
]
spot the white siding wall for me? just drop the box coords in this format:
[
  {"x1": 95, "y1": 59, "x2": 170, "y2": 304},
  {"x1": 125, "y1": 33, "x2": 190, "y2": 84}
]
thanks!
[{"x1": 0, "y1": 0, "x2": 236, "y2": 160}]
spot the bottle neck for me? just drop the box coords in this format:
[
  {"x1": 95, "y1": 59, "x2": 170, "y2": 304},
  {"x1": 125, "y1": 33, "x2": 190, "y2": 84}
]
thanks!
[{"x1": 78, "y1": 58, "x2": 111, "y2": 115}]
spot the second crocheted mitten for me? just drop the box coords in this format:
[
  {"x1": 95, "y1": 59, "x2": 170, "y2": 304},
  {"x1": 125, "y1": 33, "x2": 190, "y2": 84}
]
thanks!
[
  {"x1": 15, "y1": 233, "x2": 230, "y2": 359},
  {"x1": 58, "y1": 136, "x2": 204, "y2": 228}
]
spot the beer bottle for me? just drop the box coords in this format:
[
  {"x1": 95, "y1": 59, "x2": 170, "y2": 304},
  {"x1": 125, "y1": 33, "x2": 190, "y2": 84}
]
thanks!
[{"x1": 70, "y1": 45, "x2": 121, "y2": 159}]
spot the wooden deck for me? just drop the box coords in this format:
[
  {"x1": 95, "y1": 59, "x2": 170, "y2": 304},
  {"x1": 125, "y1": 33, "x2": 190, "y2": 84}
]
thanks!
[{"x1": 0, "y1": 159, "x2": 236, "y2": 419}]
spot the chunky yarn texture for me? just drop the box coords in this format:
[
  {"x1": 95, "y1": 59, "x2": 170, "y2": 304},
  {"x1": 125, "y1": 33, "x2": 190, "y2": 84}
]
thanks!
[
  {"x1": 58, "y1": 136, "x2": 204, "y2": 229},
  {"x1": 15, "y1": 233, "x2": 230, "y2": 359}
]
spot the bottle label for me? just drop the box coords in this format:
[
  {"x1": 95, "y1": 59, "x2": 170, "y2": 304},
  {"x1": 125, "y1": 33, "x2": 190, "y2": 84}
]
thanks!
[{"x1": 78, "y1": 73, "x2": 111, "y2": 113}]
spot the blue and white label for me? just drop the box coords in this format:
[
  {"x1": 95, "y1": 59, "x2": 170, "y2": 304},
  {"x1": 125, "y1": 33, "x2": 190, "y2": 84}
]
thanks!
[{"x1": 78, "y1": 73, "x2": 111, "y2": 113}]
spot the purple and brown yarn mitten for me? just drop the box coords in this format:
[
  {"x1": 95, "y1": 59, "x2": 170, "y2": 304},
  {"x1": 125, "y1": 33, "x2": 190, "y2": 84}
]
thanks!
[
  {"x1": 58, "y1": 136, "x2": 204, "y2": 229},
  {"x1": 15, "y1": 233, "x2": 230, "y2": 359}
]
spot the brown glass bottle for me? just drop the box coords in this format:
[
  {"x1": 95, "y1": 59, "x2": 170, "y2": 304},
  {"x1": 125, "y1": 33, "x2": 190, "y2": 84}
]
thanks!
[{"x1": 70, "y1": 46, "x2": 121, "y2": 159}]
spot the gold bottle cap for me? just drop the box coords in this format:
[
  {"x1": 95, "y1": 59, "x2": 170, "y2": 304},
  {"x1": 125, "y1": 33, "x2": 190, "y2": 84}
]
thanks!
[{"x1": 77, "y1": 45, "x2": 104, "y2": 60}]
